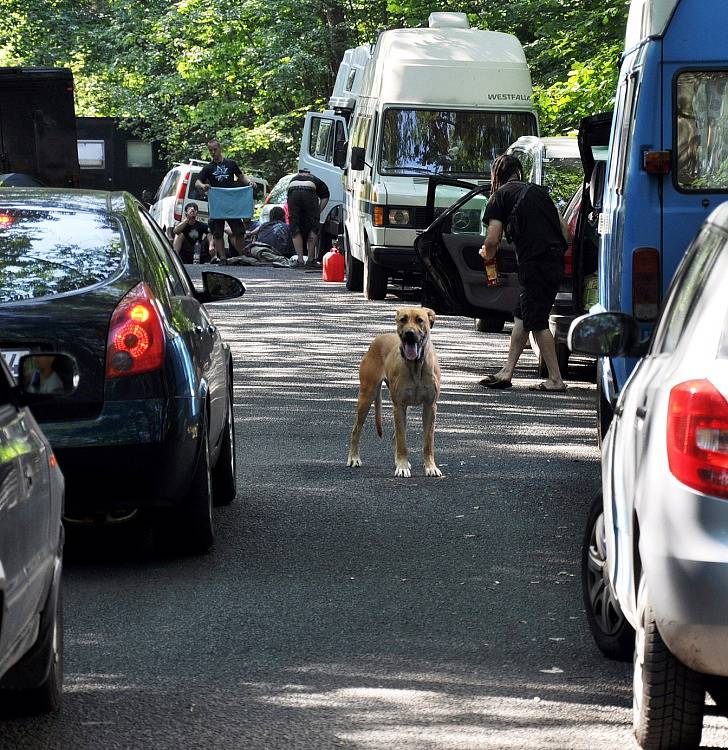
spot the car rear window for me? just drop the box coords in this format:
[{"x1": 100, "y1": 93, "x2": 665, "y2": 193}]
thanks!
[{"x1": 0, "y1": 208, "x2": 124, "y2": 302}]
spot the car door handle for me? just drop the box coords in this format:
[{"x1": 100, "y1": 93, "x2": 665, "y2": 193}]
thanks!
[
  {"x1": 207, "y1": 325, "x2": 217, "y2": 335},
  {"x1": 636, "y1": 406, "x2": 647, "y2": 420}
]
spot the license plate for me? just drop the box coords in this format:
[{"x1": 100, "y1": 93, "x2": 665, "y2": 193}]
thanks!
[{"x1": 1, "y1": 349, "x2": 30, "y2": 379}]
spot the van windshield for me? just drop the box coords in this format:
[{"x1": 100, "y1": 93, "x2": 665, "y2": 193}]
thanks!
[{"x1": 380, "y1": 108, "x2": 537, "y2": 177}]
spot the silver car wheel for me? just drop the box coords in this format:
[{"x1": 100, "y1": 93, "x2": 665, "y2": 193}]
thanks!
[{"x1": 586, "y1": 511, "x2": 624, "y2": 636}]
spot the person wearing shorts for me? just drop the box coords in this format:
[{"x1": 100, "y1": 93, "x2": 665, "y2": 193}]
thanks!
[
  {"x1": 195, "y1": 139, "x2": 255, "y2": 264},
  {"x1": 286, "y1": 169, "x2": 329, "y2": 267},
  {"x1": 478, "y1": 154, "x2": 567, "y2": 392}
]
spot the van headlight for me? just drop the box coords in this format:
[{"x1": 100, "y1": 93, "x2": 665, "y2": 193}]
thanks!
[{"x1": 387, "y1": 207, "x2": 411, "y2": 226}]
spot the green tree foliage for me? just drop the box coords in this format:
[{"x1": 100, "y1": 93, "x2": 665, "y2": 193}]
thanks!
[{"x1": 1, "y1": 0, "x2": 629, "y2": 179}]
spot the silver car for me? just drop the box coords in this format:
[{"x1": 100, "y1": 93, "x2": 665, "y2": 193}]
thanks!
[
  {"x1": 0, "y1": 351, "x2": 76, "y2": 714},
  {"x1": 570, "y1": 202, "x2": 728, "y2": 749}
]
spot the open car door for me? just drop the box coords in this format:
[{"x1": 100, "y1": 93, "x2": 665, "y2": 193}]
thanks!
[{"x1": 415, "y1": 176, "x2": 520, "y2": 329}]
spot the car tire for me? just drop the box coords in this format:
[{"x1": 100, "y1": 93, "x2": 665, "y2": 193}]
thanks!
[
  {"x1": 633, "y1": 576, "x2": 705, "y2": 750},
  {"x1": 156, "y1": 414, "x2": 214, "y2": 556},
  {"x1": 211, "y1": 385, "x2": 236, "y2": 506},
  {"x1": 363, "y1": 240, "x2": 388, "y2": 300},
  {"x1": 0, "y1": 572, "x2": 63, "y2": 714},
  {"x1": 344, "y1": 232, "x2": 363, "y2": 292},
  {"x1": 581, "y1": 491, "x2": 634, "y2": 661},
  {"x1": 474, "y1": 316, "x2": 506, "y2": 333}
]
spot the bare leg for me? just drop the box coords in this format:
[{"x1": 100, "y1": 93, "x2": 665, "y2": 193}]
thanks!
[
  {"x1": 232, "y1": 233, "x2": 247, "y2": 256},
  {"x1": 532, "y1": 328, "x2": 566, "y2": 389},
  {"x1": 422, "y1": 403, "x2": 442, "y2": 477},
  {"x1": 492, "y1": 317, "x2": 529, "y2": 382},
  {"x1": 213, "y1": 235, "x2": 226, "y2": 262},
  {"x1": 292, "y1": 231, "x2": 305, "y2": 264},
  {"x1": 306, "y1": 231, "x2": 318, "y2": 264},
  {"x1": 393, "y1": 404, "x2": 411, "y2": 477}
]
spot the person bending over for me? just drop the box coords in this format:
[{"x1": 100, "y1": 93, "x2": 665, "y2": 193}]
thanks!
[
  {"x1": 479, "y1": 154, "x2": 567, "y2": 392},
  {"x1": 286, "y1": 168, "x2": 329, "y2": 267}
]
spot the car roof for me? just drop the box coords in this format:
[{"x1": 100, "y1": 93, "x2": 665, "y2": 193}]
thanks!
[{"x1": 0, "y1": 188, "x2": 135, "y2": 214}]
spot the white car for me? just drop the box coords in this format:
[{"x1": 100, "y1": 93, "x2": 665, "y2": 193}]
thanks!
[
  {"x1": 571, "y1": 202, "x2": 728, "y2": 749},
  {"x1": 149, "y1": 160, "x2": 268, "y2": 238}
]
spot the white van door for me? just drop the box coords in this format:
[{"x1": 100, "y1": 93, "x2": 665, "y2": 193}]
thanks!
[{"x1": 299, "y1": 112, "x2": 347, "y2": 222}]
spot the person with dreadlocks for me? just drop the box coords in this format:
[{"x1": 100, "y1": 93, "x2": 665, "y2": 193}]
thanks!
[{"x1": 478, "y1": 153, "x2": 567, "y2": 392}]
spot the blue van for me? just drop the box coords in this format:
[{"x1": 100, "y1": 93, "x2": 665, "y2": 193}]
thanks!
[{"x1": 596, "y1": 0, "x2": 728, "y2": 435}]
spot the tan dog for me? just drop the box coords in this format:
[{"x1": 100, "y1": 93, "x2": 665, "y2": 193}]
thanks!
[{"x1": 347, "y1": 307, "x2": 442, "y2": 477}]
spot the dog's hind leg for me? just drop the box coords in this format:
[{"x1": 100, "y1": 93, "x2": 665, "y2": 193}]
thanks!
[
  {"x1": 347, "y1": 383, "x2": 379, "y2": 467},
  {"x1": 374, "y1": 382, "x2": 383, "y2": 437},
  {"x1": 422, "y1": 402, "x2": 442, "y2": 477}
]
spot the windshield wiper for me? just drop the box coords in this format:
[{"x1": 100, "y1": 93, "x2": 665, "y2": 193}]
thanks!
[{"x1": 382, "y1": 166, "x2": 435, "y2": 176}]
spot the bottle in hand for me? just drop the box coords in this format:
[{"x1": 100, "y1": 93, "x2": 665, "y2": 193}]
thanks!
[{"x1": 483, "y1": 257, "x2": 498, "y2": 287}]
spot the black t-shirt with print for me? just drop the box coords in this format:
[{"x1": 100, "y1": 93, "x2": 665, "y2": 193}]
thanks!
[
  {"x1": 483, "y1": 181, "x2": 566, "y2": 264},
  {"x1": 181, "y1": 220, "x2": 208, "y2": 246},
  {"x1": 198, "y1": 158, "x2": 243, "y2": 188}
]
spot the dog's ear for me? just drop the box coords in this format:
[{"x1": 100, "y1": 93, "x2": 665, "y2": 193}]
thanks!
[
  {"x1": 395, "y1": 309, "x2": 404, "y2": 323},
  {"x1": 425, "y1": 308, "x2": 436, "y2": 328}
]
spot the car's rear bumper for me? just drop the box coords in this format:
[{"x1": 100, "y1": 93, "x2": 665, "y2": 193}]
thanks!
[
  {"x1": 644, "y1": 489, "x2": 728, "y2": 677},
  {"x1": 43, "y1": 396, "x2": 202, "y2": 515},
  {"x1": 370, "y1": 245, "x2": 422, "y2": 274}
]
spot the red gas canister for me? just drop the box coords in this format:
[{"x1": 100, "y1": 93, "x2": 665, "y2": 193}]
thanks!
[{"x1": 322, "y1": 241, "x2": 345, "y2": 282}]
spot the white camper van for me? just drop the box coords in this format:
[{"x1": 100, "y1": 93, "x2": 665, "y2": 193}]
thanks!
[
  {"x1": 299, "y1": 45, "x2": 371, "y2": 251},
  {"x1": 336, "y1": 12, "x2": 538, "y2": 299}
]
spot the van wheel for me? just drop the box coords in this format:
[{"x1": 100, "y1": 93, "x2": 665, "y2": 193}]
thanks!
[
  {"x1": 581, "y1": 491, "x2": 634, "y2": 661},
  {"x1": 363, "y1": 242, "x2": 388, "y2": 300},
  {"x1": 633, "y1": 576, "x2": 705, "y2": 749},
  {"x1": 474, "y1": 316, "x2": 505, "y2": 333},
  {"x1": 596, "y1": 366, "x2": 614, "y2": 448},
  {"x1": 344, "y1": 232, "x2": 363, "y2": 292}
]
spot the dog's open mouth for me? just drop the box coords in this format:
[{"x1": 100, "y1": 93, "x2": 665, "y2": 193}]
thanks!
[{"x1": 403, "y1": 341, "x2": 421, "y2": 361}]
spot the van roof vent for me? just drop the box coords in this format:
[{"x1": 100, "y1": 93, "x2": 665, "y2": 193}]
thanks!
[{"x1": 428, "y1": 12, "x2": 470, "y2": 29}]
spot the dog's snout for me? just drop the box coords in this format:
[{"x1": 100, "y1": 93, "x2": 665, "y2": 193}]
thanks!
[{"x1": 403, "y1": 329, "x2": 418, "y2": 343}]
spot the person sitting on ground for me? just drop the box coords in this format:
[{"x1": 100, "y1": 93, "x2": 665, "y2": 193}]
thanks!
[
  {"x1": 172, "y1": 203, "x2": 210, "y2": 263},
  {"x1": 286, "y1": 168, "x2": 329, "y2": 267},
  {"x1": 247, "y1": 206, "x2": 295, "y2": 258},
  {"x1": 478, "y1": 153, "x2": 567, "y2": 392}
]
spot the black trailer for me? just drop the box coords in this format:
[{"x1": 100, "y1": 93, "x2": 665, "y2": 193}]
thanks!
[
  {"x1": 0, "y1": 67, "x2": 80, "y2": 188},
  {"x1": 76, "y1": 117, "x2": 167, "y2": 200}
]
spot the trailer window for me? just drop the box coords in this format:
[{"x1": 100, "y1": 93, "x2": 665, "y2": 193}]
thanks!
[
  {"x1": 0, "y1": 208, "x2": 123, "y2": 302},
  {"x1": 676, "y1": 71, "x2": 728, "y2": 191},
  {"x1": 127, "y1": 141, "x2": 153, "y2": 168},
  {"x1": 78, "y1": 140, "x2": 105, "y2": 169},
  {"x1": 380, "y1": 108, "x2": 536, "y2": 177}
]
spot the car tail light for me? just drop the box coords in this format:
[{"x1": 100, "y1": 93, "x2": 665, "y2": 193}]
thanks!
[
  {"x1": 632, "y1": 247, "x2": 660, "y2": 321},
  {"x1": 564, "y1": 243, "x2": 573, "y2": 277},
  {"x1": 105, "y1": 282, "x2": 165, "y2": 379},
  {"x1": 173, "y1": 171, "x2": 191, "y2": 222},
  {"x1": 667, "y1": 379, "x2": 728, "y2": 499}
]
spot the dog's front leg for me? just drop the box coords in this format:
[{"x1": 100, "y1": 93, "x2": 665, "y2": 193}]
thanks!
[
  {"x1": 393, "y1": 404, "x2": 411, "y2": 477},
  {"x1": 422, "y1": 402, "x2": 442, "y2": 477}
]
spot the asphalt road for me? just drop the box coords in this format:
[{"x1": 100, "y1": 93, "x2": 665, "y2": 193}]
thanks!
[{"x1": 2, "y1": 265, "x2": 727, "y2": 749}]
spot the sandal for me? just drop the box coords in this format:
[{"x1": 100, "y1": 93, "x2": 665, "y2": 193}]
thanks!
[
  {"x1": 528, "y1": 382, "x2": 567, "y2": 392},
  {"x1": 479, "y1": 375, "x2": 512, "y2": 389}
]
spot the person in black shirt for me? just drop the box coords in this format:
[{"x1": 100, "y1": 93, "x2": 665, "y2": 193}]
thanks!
[
  {"x1": 478, "y1": 154, "x2": 567, "y2": 392},
  {"x1": 172, "y1": 204, "x2": 210, "y2": 263},
  {"x1": 286, "y1": 169, "x2": 330, "y2": 267},
  {"x1": 195, "y1": 139, "x2": 255, "y2": 264}
]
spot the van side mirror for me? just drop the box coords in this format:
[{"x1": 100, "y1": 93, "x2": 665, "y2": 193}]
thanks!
[
  {"x1": 17, "y1": 353, "x2": 79, "y2": 399},
  {"x1": 334, "y1": 140, "x2": 348, "y2": 169},
  {"x1": 350, "y1": 146, "x2": 365, "y2": 171},
  {"x1": 568, "y1": 312, "x2": 647, "y2": 358}
]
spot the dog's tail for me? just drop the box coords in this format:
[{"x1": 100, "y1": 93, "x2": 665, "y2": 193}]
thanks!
[{"x1": 375, "y1": 383, "x2": 383, "y2": 437}]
